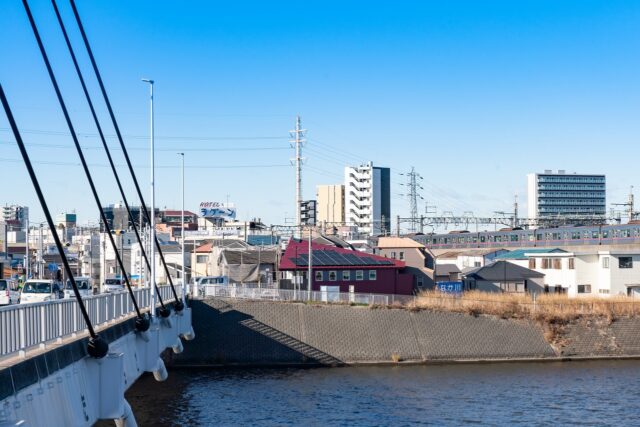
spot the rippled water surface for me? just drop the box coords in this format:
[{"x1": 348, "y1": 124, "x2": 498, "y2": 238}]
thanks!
[{"x1": 122, "y1": 361, "x2": 640, "y2": 426}]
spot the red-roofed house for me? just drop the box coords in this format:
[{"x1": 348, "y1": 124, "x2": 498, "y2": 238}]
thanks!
[{"x1": 280, "y1": 240, "x2": 414, "y2": 295}]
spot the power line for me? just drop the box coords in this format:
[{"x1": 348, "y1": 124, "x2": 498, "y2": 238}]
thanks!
[
  {"x1": 0, "y1": 140, "x2": 289, "y2": 152},
  {"x1": 0, "y1": 127, "x2": 287, "y2": 141},
  {"x1": 0, "y1": 157, "x2": 289, "y2": 169}
]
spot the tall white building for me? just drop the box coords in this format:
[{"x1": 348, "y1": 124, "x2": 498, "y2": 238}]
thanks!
[
  {"x1": 344, "y1": 162, "x2": 391, "y2": 236},
  {"x1": 527, "y1": 170, "x2": 606, "y2": 220}
]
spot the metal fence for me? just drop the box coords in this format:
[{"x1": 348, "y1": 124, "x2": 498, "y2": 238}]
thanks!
[
  {"x1": 0, "y1": 285, "x2": 178, "y2": 360},
  {"x1": 198, "y1": 284, "x2": 417, "y2": 306}
]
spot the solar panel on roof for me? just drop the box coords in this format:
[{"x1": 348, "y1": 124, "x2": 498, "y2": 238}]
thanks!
[{"x1": 325, "y1": 251, "x2": 344, "y2": 265}]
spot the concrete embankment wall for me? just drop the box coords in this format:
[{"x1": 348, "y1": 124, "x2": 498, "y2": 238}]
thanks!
[
  {"x1": 174, "y1": 299, "x2": 560, "y2": 366},
  {"x1": 173, "y1": 299, "x2": 640, "y2": 366}
]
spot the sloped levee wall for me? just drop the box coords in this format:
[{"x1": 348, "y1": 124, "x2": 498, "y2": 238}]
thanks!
[{"x1": 173, "y1": 299, "x2": 563, "y2": 366}]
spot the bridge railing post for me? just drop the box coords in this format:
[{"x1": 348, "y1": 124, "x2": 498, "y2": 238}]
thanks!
[{"x1": 19, "y1": 307, "x2": 26, "y2": 357}]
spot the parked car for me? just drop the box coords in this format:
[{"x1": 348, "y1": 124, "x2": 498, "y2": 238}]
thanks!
[
  {"x1": 193, "y1": 276, "x2": 229, "y2": 296},
  {"x1": 0, "y1": 278, "x2": 20, "y2": 305},
  {"x1": 64, "y1": 277, "x2": 93, "y2": 299},
  {"x1": 20, "y1": 280, "x2": 63, "y2": 304},
  {"x1": 104, "y1": 277, "x2": 125, "y2": 293}
]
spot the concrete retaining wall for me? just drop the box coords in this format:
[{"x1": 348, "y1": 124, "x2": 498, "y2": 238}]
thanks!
[{"x1": 174, "y1": 299, "x2": 571, "y2": 366}]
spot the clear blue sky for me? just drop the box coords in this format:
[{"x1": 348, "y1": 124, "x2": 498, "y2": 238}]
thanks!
[{"x1": 1, "y1": 0, "x2": 639, "y2": 227}]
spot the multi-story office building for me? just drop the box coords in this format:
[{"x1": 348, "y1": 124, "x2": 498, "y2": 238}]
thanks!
[
  {"x1": 100, "y1": 204, "x2": 159, "y2": 232},
  {"x1": 316, "y1": 184, "x2": 345, "y2": 226},
  {"x1": 299, "y1": 200, "x2": 317, "y2": 226},
  {"x1": 2, "y1": 205, "x2": 28, "y2": 228},
  {"x1": 527, "y1": 170, "x2": 606, "y2": 220},
  {"x1": 344, "y1": 162, "x2": 391, "y2": 235}
]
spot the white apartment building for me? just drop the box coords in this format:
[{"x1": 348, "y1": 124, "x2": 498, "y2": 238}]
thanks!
[
  {"x1": 344, "y1": 162, "x2": 390, "y2": 236},
  {"x1": 503, "y1": 249, "x2": 640, "y2": 297}
]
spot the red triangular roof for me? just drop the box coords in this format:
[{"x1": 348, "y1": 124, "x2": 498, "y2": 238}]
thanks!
[{"x1": 280, "y1": 240, "x2": 404, "y2": 270}]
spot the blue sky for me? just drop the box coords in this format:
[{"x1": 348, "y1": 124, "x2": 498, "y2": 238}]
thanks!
[{"x1": 1, "y1": 0, "x2": 639, "y2": 228}]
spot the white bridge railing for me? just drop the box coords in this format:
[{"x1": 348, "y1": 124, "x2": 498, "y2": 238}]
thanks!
[
  {"x1": 199, "y1": 284, "x2": 416, "y2": 306},
  {"x1": 0, "y1": 285, "x2": 177, "y2": 360}
]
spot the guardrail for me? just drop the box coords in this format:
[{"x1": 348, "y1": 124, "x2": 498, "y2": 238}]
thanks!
[
  {"x1": 0, "y1": 285, "x2": 178, "y2": 360},
  {"x1": 198, "y1": 284, "x2": 416, "y2": 306}
]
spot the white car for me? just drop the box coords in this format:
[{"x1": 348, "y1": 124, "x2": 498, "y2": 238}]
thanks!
[
  {"x1": 0, "y1": 279, "x2": 20, "y2": 305},
  {"x1": 104, "y1": 278, "x2": 125, "y2": 293},
  {"x1": 20, "y1": 280, "x2": 63, "y2": 304},
  {"x1": 64, "y1": 277, "x2": 93, "y2": 299}
]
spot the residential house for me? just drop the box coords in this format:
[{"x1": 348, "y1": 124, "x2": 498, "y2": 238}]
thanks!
[
  {"x1": 279, "y1": 240, "x2": 414, "y2": 295},
  {"x1": 497, "y1": 248, "x2": 640, "y2": 297},
  {"x1": 462, "y1": 260, "x2": 545, "y2": 293},
  {"x1": 375, "y1": 236, "x2": 435, "y2": 289}
]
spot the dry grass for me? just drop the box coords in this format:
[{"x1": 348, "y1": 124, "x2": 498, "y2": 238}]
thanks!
[{"x1": 413, "y1": 291, "x2": 640, "y2": 324}]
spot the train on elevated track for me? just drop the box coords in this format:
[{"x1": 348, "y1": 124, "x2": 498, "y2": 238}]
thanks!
[{"x1": 411, "y1": 223, "x2": 640, "y2": 250}]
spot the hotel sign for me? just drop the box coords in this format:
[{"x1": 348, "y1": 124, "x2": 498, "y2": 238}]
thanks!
[{"x1": 199, "y1": 202, "x2": 236, "y2": 220}]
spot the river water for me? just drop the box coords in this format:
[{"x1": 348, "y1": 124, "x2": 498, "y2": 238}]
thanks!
[{"x1": 122, "y1": 361, "x2": 640, "y2": 426}]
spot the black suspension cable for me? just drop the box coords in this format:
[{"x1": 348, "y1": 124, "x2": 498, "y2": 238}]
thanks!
[
  {"x1": 71, "y1": 0, "x2": 183, "y2": 310},
  {"x1": 0, "y1": 84, "x2": 108, "y2": 358},
  {"x1": 51, "y1": 0, "x2": 173, "y2": 318},
  {"x1": 21, "y1": 0, "x2": 156, "y2": 328}
]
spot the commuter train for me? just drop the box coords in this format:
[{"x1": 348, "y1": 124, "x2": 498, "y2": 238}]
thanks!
[{"x1": 412, "y1": 223, "x2": 640, "y2": 250}]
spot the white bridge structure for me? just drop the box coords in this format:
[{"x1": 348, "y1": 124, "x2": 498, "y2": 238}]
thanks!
[{"x1": 0, "y1": 286, "x2": 194, "y2": 426}]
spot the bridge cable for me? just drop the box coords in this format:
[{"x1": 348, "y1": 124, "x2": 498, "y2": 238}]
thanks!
[
  {"x1": 70, "y1": 0, "x2": 183, "y2": 310},
  {"x1": 0, "y1": 84, "x2": 109, "y2": 358},
  {"x1": 22, "y1": 0, "x2": 155, "y2": 329},
  {"x1": 52, "y1": 0, "x2": 172, "y2": 319}
]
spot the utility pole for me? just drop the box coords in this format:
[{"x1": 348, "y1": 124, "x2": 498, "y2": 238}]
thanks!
[
  {"x1": 25, "y1": 217, "x2": 29, "y2": 280},
  {"x1": 290, "y1": 115, "x2": 306, "y2": 239},
  {"x1": 308, "y1": 226, "x2": 312, "y2": 300},
  {"x1": 142, "y1": 78, "x2": 156, "y2": 316},
  {"x1": 178, "y1": 152, "x2": 186, "y2": 302},
  {"x1": 513, "y1": 194, "x2": 519, "y2": 228}
]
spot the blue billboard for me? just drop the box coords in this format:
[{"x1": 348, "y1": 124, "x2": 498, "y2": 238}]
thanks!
[{"x1": 436, "y1": 281, "x2": 463, "y2": 294}]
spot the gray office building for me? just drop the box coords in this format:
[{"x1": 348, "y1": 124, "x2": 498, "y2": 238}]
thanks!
[{"x1": 527, "y1": 170, "x2": 606, "y2": 219}]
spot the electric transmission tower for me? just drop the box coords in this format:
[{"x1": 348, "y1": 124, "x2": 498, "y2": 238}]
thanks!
[
  {"x1": 399, "y1": 167, "x2": 424, "y2": 233},
  {"x1": 289, "y1": 115, "x2": 306, "y2": 238}
]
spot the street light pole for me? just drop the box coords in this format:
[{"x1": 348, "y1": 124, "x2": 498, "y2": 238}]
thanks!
[
  {"x1": 142, "y1": 78, "x2": 156, "y2": 317},
  {"x1": 178, "y1": 152, "x2": 185, "y2": 303}
]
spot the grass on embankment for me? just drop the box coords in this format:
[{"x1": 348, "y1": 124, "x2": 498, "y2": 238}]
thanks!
[{"x1": 411, "y1": 291, "x2": 640, "y2": 344}]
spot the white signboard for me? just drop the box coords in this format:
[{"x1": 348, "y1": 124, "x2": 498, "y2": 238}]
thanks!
[
  {"x1": 199, "y1": 202, "x2": 236, "y2": 220},
  {"x1": 184, "y1": 227, "x2": 241, "y2": 239}
]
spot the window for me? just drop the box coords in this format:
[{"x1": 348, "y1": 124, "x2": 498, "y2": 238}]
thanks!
[
  {"x1": 369, "y1": 270, "x2": 377, "y2": 281},
  {"x1": 541, "y1": 258, "x2": 552, "y2": 269},
  {"x1": 528, "y1": 258, "x2": 536, "y2": 269},
  {"x1": 619, "y1": 257, "x2": 633, "y2": 269},
  {"x1": 399, "y1": 251, "x2": 405, "y2": 260},
  {"x1": 602, "y1": 257, "x2": 610, "y2": 269},
  {"x1": 356, "y1": 270, "x2": 364, "y2": 281},
  {"x1": 196, "y1": 255, "x2": 208, "y2": 263},
  {"x1": 568, "y1": 258, "x2": 575, "y2": 270},
  {"x1": 390, "y1": 252, "x2": 396, "y2": 259},
  {"x1": 553, "y1": 259, "x2": 562, "y2": 270},
  {"x1": 599, "y1": 289, "x2": 610, "y2": 295},
  {"x1": 315, "y1": 271, "x2": 323, "y2": 281},
  {"x1": 328, "y1": 271, "x2": 337, "y2": 281},
  {"x1": 474, "y1": 261, "x2": 481, "y2": 267},
  {"x1": 577, "y1": 284, "x2": 592, "y2": 294},
  {"x1": 342, "y1": 270, "x2": 350, "y2": 281}
]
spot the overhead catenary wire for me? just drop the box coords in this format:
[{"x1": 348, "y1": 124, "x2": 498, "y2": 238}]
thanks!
[
  {"x1": 51, "y1": 0, "x2": 172, "y2": 316},
  {"x1": 21, "y1": 0, "x2": 156, "y2": 325},
  {"x1": 0, "y1": 84, "x2": 108, "y2": 358}
]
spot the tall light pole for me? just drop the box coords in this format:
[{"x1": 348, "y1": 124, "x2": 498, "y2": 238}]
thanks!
[
  {"x1": 178, "y1": 152, "x2": 186, "y2": 303},
  {"x1": 142, "y1": 78, "x2": 156, "y2": 317}
]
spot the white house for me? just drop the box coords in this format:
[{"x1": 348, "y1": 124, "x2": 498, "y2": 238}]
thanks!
[{"x1": 498, "y1": 248, "x2": 640, "y2": 298}]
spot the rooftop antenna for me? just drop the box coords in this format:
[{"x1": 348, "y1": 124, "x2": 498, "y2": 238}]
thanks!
[{"x1": 289, "y1": 115, "x2": 306, "y2": 238}]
